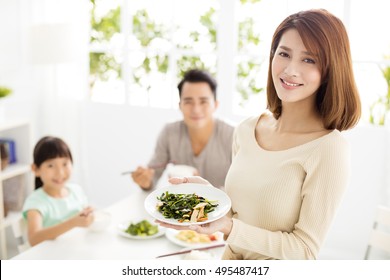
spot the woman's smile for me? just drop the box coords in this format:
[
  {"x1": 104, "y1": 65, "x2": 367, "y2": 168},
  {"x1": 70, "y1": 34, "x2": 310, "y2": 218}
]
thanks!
[{"x1": 280, "y1": 78, "x2": 303, "y2": 88}]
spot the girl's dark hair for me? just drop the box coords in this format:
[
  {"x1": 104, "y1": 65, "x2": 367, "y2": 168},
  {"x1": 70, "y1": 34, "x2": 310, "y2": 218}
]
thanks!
[
  {"x1": 177, "y1": 69, "x2": 217, "y2": 100},
  {"x1": 33, "y1": 136, "x2": 73, "y2": 189}
]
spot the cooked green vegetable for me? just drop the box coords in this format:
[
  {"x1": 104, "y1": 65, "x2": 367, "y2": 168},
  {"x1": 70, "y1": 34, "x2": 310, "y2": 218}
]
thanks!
[
  {"x1": 156, "y1": 191, "x2": 218, "y2": 223},
  {"x1": 125, "y1": 220, "x2": 158, "y2": 236}
]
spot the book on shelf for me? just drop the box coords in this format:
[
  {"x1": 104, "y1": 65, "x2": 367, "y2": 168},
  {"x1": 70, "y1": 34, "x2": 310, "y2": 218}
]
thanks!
[{"x1": 0, "y1": 138, "x2": 16, "y2": 165}]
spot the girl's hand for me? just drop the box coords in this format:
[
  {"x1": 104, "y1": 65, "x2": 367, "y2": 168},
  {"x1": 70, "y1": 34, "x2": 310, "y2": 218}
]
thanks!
[
  {"x1": 168, "y1": 176, "x2": 212, "y2": 186},
  {"x1": 156, "y1": 214, "x2": 233, "y2": 236},
  {"x1": 80, "y1": 206, "x2": 94, "y2": 216},
  {"x1": 73, "y1": 207, "x2": 95, "y2": 227}
]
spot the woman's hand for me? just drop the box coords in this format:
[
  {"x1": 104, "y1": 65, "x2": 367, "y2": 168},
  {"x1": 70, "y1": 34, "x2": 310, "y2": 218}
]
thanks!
[
  {"x1": 168, "y1": 175, "x2": 212, "y2": 186},
  {"x1": 156, "y1": 214, "x2": 233, "y2": 237}
]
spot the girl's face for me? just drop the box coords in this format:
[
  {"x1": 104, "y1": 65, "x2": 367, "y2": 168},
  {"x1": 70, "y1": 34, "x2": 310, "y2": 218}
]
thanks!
[
  {"x1": 33, "y1": 157, "x2": 72, "y2": 190},
  {"x1": 272, "y1": 28, "x2": 321, "y2": 105}
]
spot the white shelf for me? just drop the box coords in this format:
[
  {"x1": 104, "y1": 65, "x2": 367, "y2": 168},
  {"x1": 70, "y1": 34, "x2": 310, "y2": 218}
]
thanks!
[
  {"x1": 0, "y1": 163, "x2": 30, "y2": 181},
  {"x1": 2, "y1": 211, "x2": 23, "y2": 229},
  {"x1": 0, "y1": 120, "x2": 29, "y2": 132},
  {"x1": 0, "y1": 120, "x2": 32, "y2": 259}
]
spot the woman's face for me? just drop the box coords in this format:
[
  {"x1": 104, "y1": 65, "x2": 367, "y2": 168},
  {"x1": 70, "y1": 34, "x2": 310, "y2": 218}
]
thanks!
[{"x1": 272, "y1": 28, "x2": 321, "y2": 105}]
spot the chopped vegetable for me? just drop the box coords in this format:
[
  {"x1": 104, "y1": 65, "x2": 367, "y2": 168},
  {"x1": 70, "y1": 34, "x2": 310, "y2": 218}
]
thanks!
[
  {"x1": 156, "y1": 192, "x2": 218, "y2": 223},
  {"x1": 125, "y1": 220, "x2": 159, "y2": 236}
]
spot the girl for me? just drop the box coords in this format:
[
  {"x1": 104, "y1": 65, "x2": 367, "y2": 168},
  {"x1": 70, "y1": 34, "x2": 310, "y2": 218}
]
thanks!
[
  {"x1": 160, "y1": 9, "x2": 361, "y2": 260},
  {"x1": 23, "y1": 136, "x2": 94, "y2": 246}
]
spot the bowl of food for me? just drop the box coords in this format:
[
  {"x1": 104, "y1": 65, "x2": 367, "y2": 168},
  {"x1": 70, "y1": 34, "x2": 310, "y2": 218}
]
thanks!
[
  {"x1": 117, "y1": 219, "x2": 166, "y2": 239},
  {"x1": 145, "y1": 183, "x2": 231, "y2": 226},
  {"x1": 166, "y1": 229, "x2": 224, "y2": 248}
]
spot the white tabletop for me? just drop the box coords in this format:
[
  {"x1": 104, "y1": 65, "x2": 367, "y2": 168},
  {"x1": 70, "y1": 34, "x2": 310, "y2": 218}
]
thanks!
[{"x1": 12, "y1": 190, "x2": 225, "y2": 260}]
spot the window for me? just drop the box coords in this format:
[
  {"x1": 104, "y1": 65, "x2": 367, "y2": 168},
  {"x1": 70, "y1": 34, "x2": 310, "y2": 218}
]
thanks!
[
  {"x1": 89, "y1": 0, "x2": 219, "y2": 108},
  {"x1": 89, "y1": 0, "x2": 390, "y2": 124},
  {"x1": 348, "y1": 0, "x2": 390, "y2": 124}
]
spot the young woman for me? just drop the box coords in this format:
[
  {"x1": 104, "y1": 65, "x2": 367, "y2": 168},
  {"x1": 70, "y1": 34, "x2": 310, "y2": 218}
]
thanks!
[
  {"x1": 23, "y1": 136, "x2": 94, "y2": 246},
  {"x1": 160, "y1": 9, "x2": 361, "y2": 260}
]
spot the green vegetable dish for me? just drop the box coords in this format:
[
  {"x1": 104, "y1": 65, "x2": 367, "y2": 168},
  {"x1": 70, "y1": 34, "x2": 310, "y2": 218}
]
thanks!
[
  {"x1": 156, "y1": 191, "x2": 218, "y2": 223},
  {"x1": 125, "y1": 220, "x2": 159, "y2": 236}
]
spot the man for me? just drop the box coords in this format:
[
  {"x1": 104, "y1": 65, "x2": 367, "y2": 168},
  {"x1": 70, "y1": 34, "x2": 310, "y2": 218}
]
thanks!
[{"x1": 131, "y1": 69, "x2": 234, "y2": 189}]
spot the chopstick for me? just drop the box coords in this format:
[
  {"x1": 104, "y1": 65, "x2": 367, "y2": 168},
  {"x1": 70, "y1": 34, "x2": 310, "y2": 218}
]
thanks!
[
  {"x1": 155, "y1": 243, "x2": 225, "y2": 258},
  {"x1": 121, "y1": 170, "x2": 136, "y2": 175},
  {"x1": 121, "y1": 161, "x2": 176, "y2": 175}
]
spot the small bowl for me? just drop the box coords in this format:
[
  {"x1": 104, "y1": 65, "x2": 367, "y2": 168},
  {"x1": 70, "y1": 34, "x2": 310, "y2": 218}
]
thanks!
[
  {"x1": 89, "y1": 211, "x2": 112, "y2": 232},
  {"x1": 168, "y1": 164, "x2": 197, "y2": 178},
  {"x1": 183, "y1": 250, "x2": 213, "y2": 260}
]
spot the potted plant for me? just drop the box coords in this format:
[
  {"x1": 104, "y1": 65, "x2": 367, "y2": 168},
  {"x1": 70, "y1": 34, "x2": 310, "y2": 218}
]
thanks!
[
  {"x1": 369, "y1": 66, "x2": 390, "y2": 125},
  {"x1": 0, "y1": 86, "x2": 12, "y2": 98},
  {"x1": 0, "y1": 86, "x2": 13, "y2": 123}
]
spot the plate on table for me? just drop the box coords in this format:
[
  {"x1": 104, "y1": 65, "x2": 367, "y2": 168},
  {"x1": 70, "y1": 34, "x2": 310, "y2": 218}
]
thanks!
[
  {"x1": 165, "y1": 228, "x2": 225, "y2": 248},
  {"x1": 117, "y1": 219, "x2": 166, "y2": 240},
  {"x1": 144, "y1": 183, "x2": 231, "y2": 226}
]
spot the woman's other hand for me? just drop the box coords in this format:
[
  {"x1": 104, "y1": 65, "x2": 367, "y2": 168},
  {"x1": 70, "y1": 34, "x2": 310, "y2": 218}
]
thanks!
[
  {"x1": 168, "y1": 175, "x2": 211, "y2": 186},
  {"x1": 156, "y1": 215, "x2": 232, "y2": 237}
]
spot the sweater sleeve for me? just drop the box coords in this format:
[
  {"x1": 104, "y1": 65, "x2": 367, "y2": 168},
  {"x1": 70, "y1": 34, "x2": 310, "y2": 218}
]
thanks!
[
  {"x1": 226, "y1": 134, "x2": 350, "y2": 259},
  {"x1": 232, "y1": 128, "x2": 239, "y2": 159}
]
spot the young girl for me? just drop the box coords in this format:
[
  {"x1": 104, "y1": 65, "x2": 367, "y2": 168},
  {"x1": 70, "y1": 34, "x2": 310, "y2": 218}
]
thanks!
[
  {"x1": 23, "y1": 136, "x2": 94, "y2": 246},
  {"x1": 160, "y1": 9, "x2": 361, "y2": 260}
]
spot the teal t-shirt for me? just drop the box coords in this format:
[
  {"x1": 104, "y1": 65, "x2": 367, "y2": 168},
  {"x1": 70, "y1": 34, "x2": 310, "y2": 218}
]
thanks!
[{"x1": 22, "y1": 183, "x2": 88, "y2": 227}]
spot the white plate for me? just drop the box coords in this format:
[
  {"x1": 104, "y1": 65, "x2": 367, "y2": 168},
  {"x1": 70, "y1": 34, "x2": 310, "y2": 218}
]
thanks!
[
  {"x1": 117, "y1": 220, "x2": 166, "y2": 240},
  {"x1": 165, "y1": 228, "x2": 225, "y2": 248},
  {"x1": 144, "y1": 183, "x2": 231, "y2": 226}
]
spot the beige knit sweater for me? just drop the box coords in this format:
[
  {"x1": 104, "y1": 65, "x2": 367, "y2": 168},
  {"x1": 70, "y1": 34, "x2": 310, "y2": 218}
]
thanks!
[{"x1": 224, "y1": 115, "x2": 350, "y2": 260}]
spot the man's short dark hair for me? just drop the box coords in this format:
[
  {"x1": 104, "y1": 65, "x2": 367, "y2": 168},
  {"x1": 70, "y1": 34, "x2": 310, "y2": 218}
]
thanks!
[{"x1": 177, "y1": 69, "x2": 217, "y2": 100}]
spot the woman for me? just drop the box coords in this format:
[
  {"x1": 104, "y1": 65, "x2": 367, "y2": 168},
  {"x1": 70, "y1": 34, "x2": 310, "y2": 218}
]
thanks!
[{"x1": 160, "y1": 9, "x2": 361, "y2": 260}]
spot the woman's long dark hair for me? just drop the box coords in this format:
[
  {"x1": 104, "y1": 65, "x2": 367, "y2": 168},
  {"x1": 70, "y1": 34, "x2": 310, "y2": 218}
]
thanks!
[{"x1": 33, "y1": 136, "x2": 73, "y2": 189}]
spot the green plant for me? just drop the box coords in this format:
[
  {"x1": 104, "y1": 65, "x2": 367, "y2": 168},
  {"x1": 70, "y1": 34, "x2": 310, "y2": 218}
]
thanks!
[
  {"x1": 90, "y1": 5, "x2": 120, "y2": 44},
  {"x1": 88, "y1": 0, "x2": 264, "y2": 107},
  {"x1": 236, "y1": 0, "x2": 264, "y2": 106},
  {"x1": 131, "y1": 9, "x2": 169, "y2": 88},
  {"x1": 0, "y1": 86, "x2": 12, "y2": 98},
  {"x1": 369, "y1": 66, "x2": 390, "y2": 125},
  {"x1": 89, "y1": 2, "x2": 121, "y2": 88}
]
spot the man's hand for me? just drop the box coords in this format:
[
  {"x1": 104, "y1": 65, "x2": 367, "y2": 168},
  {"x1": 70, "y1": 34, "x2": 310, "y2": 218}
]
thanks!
[{"x1": 131, "y1": 166, "x2": 155, "y2": 190}]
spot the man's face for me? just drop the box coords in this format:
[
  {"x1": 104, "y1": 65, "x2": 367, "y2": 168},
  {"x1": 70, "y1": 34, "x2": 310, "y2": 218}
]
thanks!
[{"x1": 179, "y1": 82, "x2": 218, "y2": 130}]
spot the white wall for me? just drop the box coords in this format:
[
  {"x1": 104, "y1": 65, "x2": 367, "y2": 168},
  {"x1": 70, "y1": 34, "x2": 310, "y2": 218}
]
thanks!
[
  {"x1": 319, "y1": 126, "x2": 388, "y2": 259},
  {"x1": 81, "y1": 103, "x2": 181, "y2": 207},
  {"x1": 0, "y1": 0, "x2": 39, "y2": 130}
]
